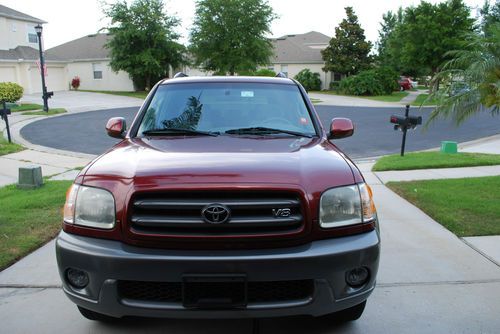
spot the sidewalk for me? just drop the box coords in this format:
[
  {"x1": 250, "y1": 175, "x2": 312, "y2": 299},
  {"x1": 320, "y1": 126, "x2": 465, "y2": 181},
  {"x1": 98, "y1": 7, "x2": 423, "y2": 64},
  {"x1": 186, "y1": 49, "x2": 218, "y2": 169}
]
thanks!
[
  {"x1": 1, "y1": 91, "x2": 142, "y2": 186},
  {"x1": 1, "y1": 162, "x2": 499, "y2": 333}
]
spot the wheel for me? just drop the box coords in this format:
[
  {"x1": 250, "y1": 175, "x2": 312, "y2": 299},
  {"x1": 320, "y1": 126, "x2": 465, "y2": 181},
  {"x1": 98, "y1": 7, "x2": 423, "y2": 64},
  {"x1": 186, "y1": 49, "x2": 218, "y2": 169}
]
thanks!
[
  {"x1": 77, "y1": 306, "x2": 117, "y2": 322},
  {"x1": 322, "y1": 300, "x2": 366, "y2": 323}
]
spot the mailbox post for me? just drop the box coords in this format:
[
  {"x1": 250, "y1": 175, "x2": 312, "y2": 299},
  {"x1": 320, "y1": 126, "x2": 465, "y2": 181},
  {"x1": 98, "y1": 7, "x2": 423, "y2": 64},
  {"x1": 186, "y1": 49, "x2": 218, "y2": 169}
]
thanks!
[
  {"x1": 1, "y1": 101, "x2": 12, "y2": 143},
  {"x1": 390, "y1": 105, "x2": 422, "y2": 156}
]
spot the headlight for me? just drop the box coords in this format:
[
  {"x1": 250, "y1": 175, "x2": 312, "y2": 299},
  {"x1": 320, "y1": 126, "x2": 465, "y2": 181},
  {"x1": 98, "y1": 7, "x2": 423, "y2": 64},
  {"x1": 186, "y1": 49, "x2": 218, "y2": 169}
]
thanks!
[
  {"x1": 63, "y1": 184, "x2": 115, "y2": 229},
  {"x1": 319, "y1": 183, "x2": 376, "y2": 228}
]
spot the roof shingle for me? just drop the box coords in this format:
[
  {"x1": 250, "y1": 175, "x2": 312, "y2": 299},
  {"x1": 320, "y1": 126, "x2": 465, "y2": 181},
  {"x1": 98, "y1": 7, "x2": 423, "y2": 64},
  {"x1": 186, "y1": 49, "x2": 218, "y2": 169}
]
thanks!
[
  {"x1": 0, "y1": 4, "x2": 46, "y2": 24},
  {"x1": 45, "y1": 34, "x2": 112, "y2": 61}
]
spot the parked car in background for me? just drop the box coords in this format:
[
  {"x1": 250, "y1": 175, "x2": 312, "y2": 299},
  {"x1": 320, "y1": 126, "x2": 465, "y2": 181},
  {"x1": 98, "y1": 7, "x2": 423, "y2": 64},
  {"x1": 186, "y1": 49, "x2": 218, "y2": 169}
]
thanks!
[{"x1": 398, "y1": 76, "x2": 412, "y2": 91}]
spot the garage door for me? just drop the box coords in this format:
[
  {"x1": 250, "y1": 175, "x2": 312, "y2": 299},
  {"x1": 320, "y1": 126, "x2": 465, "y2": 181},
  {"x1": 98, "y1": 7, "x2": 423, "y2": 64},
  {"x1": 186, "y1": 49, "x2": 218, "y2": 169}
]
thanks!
[
  {"x1": 29, "y1": 66, "x2": 67, "y2": 93},
  {"x1": 0, "y1": 66, "x2": 17, "y2": 83}
]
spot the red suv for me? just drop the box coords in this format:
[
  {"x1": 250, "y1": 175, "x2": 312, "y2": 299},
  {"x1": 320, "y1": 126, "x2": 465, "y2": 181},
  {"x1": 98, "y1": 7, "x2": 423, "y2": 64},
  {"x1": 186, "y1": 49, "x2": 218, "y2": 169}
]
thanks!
[{"x1": 56, "y1": 75, "x2": 380, "y2": 323}]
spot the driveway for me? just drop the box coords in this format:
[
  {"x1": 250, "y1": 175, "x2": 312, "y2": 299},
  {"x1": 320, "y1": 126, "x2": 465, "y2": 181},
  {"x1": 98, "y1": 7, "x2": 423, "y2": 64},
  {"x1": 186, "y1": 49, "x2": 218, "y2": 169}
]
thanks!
[
  {"x1": 1, "y1": 166, "x2": 499, "y2": 333},
  {"x1": 20, "y1": 105, "x2": 500, "y2": 159}
]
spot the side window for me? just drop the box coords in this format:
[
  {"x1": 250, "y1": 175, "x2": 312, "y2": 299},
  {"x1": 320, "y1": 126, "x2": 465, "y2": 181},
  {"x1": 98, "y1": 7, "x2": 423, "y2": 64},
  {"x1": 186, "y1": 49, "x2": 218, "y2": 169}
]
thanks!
[
  {"x1": 93, "y1": 63, "x2": 103, "y2": 79},
  {"x1": 27, "y1": 25, "x2": 38, "y2": 44}
]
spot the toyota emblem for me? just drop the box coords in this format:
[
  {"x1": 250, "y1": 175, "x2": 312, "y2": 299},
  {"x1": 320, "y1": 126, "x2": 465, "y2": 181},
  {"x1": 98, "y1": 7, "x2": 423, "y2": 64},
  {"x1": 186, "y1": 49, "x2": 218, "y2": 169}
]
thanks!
[{"x1": 201, "y1": 204, "x2": 231, "y2": 224}]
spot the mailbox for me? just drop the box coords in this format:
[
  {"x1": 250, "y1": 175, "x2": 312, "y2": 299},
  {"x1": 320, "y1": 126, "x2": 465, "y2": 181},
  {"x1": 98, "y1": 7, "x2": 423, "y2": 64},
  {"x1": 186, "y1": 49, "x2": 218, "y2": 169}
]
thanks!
[{"x1": 389, "y1": 105, "x2": 423, "y2": 156}]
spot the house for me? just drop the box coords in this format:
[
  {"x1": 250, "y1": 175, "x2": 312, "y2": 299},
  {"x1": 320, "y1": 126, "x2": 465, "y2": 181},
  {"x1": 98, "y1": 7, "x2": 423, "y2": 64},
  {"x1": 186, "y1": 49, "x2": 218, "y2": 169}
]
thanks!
[
  {"x1": 266, "y1": 31, "x2": 332, "y2": 90},
  {"x1": 0, "y1": 4, "x2": 67, "y2": 94},
  {"x1": 0, "y1": 5, "x2": 334, "y2": 94},
  {"x1": 45, "y1": 34, "x2": 134, "y2": 91}
]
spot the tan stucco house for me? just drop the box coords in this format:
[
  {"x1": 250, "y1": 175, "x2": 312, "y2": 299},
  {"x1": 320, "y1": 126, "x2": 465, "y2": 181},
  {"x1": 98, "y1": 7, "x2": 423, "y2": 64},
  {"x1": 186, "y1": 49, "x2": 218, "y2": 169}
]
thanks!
[
  {"x1": 1, "y1": 4, "x2": 334, "y2": 94},
  {"x1": 45, "y1": 34, "x2": 134, "y2": 92},
  {"x1": 266, "y1": 31, "x2": 332, "y2": 90},
  {"x1": 0, "y1": 4, "x2": 68, "y2": 94}
]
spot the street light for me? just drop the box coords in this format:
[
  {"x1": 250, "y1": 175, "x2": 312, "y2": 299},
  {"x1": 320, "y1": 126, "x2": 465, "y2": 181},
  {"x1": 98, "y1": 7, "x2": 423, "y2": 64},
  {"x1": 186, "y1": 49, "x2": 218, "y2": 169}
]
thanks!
[{"x1": 35, "y1": 24, "x2": 49, "y2": 112}]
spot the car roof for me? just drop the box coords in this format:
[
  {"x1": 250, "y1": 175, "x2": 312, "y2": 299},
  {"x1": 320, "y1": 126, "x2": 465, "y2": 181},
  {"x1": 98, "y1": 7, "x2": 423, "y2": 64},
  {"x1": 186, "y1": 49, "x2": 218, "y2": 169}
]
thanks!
[{"x1": 160, "y1": 76, "x2": 296, "y2": 86}]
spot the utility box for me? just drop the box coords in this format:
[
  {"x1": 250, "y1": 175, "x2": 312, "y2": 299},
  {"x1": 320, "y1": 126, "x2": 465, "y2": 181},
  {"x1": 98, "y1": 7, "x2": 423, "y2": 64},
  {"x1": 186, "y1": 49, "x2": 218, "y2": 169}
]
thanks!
[
  {"x1": 441, "y1": 141, "x2": 458, "y2": 154},
  {"x1": 18, "y1": 165, "x2": 43, "y2": 189}
]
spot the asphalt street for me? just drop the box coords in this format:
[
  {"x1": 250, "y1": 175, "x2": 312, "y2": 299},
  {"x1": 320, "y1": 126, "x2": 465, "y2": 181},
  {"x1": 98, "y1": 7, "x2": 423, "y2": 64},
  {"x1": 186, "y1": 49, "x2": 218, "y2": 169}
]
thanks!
[{"x1": 20, "y1": 105, "x2": 500, "y2": 158}]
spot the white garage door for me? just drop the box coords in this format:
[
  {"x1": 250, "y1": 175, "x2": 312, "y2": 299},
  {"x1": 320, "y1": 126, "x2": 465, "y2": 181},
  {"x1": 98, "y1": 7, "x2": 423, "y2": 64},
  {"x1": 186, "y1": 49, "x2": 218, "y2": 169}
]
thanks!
[
  {"x1": 0, "y1": 66, "x2": 17, "y2": 83},
  {"x1": 29, "y1": 66, "x2": 67, "y2": 93}
]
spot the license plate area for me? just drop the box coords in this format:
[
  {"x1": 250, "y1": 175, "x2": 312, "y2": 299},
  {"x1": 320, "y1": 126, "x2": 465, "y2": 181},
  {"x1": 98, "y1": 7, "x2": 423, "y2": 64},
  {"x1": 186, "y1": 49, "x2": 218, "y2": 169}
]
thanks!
[{"x1": 182, "y1": 274, "x2": 247, "y2": 309}]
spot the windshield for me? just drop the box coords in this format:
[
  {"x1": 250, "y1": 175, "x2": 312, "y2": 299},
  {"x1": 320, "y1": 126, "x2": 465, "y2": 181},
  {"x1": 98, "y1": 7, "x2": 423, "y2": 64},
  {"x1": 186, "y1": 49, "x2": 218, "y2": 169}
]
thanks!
[{"x1": 137, "y1": 82, "x2": 317, "y2": 136}]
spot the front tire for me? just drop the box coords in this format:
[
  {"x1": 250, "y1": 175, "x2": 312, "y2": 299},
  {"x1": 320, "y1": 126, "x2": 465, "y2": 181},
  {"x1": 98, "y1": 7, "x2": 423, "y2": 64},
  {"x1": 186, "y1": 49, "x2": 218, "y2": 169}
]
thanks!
[{"x1": 77, "y1": 306, "x2": 118, "y2": 322}]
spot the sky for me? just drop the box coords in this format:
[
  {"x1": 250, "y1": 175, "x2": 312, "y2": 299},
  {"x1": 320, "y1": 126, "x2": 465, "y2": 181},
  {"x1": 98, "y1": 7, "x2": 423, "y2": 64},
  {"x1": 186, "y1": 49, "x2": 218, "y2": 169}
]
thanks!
[{"x1": 2, "y1": 0, "x2": 487, "y2": 49}]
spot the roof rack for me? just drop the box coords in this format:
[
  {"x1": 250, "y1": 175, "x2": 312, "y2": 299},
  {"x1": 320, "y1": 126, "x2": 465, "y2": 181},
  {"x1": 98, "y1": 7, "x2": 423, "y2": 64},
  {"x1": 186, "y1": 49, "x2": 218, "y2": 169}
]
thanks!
[
  {"x1": 173, "y1": 72, "x2": 188, "y2": 78},
  {"x1": 275, "y1": 72, "x2": 287, "y2": 78}
]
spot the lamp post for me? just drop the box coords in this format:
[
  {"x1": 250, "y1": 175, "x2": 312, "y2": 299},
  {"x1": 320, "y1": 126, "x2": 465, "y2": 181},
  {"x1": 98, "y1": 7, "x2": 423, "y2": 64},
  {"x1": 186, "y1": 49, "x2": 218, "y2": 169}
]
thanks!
[{"x1": 35, "y1": 24, "x2": 49, "y2": 112}]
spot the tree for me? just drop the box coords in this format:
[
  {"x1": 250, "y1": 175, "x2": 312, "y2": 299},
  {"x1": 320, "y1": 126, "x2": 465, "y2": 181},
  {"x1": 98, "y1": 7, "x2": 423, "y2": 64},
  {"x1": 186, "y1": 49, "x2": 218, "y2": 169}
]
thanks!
[
  {"x1": 189, "y1": 0, "x2": 276, "y2": 75},
  {"x1": 480, "y1": 0, "x2": 500, "y2": 36},
  {"x1": 376, "y1": 8, "x2": 404, "y2": 70},
  {"x1": 378, "y1": 0, "x2": 475, "y2": 78},
  {"x1": 427, "y1": 23, "x2": 500, "y2": 125},
  {"x1": 321, "y1": 7, "x2": 372, "y2": 76},
  {"x1": 103, "y1": 0, "x2": 184, "y2": 90}
]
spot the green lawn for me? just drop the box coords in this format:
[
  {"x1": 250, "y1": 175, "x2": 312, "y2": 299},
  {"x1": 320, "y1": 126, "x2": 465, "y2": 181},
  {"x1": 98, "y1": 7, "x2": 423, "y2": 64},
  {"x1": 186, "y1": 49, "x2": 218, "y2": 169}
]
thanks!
[
  {"x1": 311, "y1": 90, "x2": 409, "y2": 102},
  {"x1": 10, "y1": 103, "x2": 43, "y2": 112},
  {"x1": 0, "y1": 180, "x2": 72, "y2": 270},
  {"x1": 310, "y1": 98, "x2": 323, "y2": 104},
  {"x1": 0, "y1": 137, "x2": 24, "y2": 156},
  {"x1": 21, "y1": 108, "x2": 67, "y2": 116},
  {"x1": 387, "y1": 176, "x2": 500, "y2": 236},
  {"x1": 411, "y1": 93, "x2": 437, "y2": 106},
  {"x1": 373, "y1": 151, "x2": 500, "y2": 171},
  {"x1": 79, "y1": 89, "x2": 148, "y2": 99}
]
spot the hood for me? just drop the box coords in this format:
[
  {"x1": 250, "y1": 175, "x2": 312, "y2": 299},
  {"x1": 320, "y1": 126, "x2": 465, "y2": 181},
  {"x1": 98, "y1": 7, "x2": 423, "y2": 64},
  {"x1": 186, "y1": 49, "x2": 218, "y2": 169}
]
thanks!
[{"x1": 83, "y1": 136, "x2": 356, "y2": 192}]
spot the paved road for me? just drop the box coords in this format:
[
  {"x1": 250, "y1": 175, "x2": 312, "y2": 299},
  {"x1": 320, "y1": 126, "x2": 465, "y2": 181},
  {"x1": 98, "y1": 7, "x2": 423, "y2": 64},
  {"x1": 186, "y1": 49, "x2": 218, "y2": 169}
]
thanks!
[{"x1": 21, "y1": 105, "x2": 500, "y2": 158}]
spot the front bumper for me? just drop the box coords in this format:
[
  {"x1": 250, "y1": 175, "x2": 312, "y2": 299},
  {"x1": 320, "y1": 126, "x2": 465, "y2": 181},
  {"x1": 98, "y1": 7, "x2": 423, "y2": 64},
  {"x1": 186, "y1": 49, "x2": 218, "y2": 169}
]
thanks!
[{"x1": 56, "y1": 230, "x2": 380, "y2": 319}]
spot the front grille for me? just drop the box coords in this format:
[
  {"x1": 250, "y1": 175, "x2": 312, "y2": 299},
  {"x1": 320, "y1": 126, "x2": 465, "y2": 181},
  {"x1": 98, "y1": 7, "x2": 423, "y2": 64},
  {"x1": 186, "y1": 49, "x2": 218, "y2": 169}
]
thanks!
[
  {"x1": 118, "y1": 280, "x2": 314, "y2": 305},
  {"x1": 128, "y1": 191, "x2": 304, "y2": 237}
]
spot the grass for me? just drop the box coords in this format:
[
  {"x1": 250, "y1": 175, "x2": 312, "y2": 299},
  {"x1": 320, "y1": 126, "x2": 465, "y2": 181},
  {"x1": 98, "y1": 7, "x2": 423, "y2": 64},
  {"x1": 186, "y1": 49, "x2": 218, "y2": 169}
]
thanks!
[
  {"x1": 310, "y1": 98, "x2": 323, "y2": 104},
  {"x1": 21, "y1": 108, "x2": 67, "y2": 116},
  {"x1": 311, "y1": 90, "x2": 409, "y2": 102},
  {"x1": 387, "y1": 176, "x2": 500, "y2": 236},
  {"x1": 373, "y1": 151, "x2": 500, "y2": 171},
  {"x1": 10, "y1": 103, "x2": 43, "y2": 112},
  {"x1": 0, "y1": 137, "x2": 24, "y2": 156},
  {"x1": 0, "y1": 180, "x2": 72, "y2": 270},
  {"x1": 411, "y1": 93, "x2": 437, "y2": 106},
  {"x1": 79, "y1": 89, "x2": 148, "y2": 99},
  {"x1": 416, "y1": 85, "x2": 429, "y2": 90}
]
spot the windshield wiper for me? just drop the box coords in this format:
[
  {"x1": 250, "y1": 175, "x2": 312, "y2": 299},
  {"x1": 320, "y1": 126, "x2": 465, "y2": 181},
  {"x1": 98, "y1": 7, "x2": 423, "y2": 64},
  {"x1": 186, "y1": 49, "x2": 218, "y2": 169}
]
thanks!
[
  {"x1": 142, "y1": 128, "x2": 219, "y2": 137},
  {"x1": 225, "y1": 127, "x2": 313, "y2": 138}
]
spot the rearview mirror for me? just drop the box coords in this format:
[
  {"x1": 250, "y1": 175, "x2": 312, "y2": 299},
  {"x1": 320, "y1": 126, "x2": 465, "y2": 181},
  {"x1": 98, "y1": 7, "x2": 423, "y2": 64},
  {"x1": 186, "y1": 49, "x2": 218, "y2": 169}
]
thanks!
[
  {"x1": 328, "y1": 118, "x2": 354, "y2": 140},
  {"x1": 105, "y1": 117, "x2": 126, "y2": 139}
]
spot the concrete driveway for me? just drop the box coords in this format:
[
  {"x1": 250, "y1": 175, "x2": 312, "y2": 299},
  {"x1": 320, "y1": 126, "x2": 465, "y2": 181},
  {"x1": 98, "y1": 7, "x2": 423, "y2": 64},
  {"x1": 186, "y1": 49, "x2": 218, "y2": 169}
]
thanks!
[{"x1": 1, "y1": 165, "x2": 499, "y2": 333}]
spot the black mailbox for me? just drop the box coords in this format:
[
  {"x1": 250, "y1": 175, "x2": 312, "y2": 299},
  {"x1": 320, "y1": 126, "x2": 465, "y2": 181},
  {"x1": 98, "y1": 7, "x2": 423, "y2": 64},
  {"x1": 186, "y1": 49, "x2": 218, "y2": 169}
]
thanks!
[
  {"x1": 389, "y1": 105, "x2": 423, "y2": 156},
  {"x1": 45, "y1": 91, "x2": 54, "y2": 99}
]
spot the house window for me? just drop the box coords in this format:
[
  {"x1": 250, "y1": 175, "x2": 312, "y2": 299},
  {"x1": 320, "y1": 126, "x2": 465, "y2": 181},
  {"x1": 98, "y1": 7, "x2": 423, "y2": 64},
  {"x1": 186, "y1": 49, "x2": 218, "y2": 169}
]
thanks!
[
  {"x1": 267, "y1": 65, "x2": 274, "y2": 71},
  {"x1": 27, "y1": 25, "x2": 38, "y2": 43},
  {"x1": 12, "y1": 23, "x2": 17, "y2": 32},
  {"x1": 280, "y1": 65, "x2": 288, "y2": 77},
  {"x1": 93, "y1": 63, "x2": 103, "y2": 79}
]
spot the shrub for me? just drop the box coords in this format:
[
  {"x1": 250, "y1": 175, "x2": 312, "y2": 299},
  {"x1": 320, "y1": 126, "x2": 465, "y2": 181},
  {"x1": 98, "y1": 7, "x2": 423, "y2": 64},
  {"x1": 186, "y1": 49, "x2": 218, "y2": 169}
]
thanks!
[
  {"x1": 329, "y1": 81, "x2": 340, "y2": 91},
  {"x1": 294, "y1": 69, "x2": 321, "y2": 91},
  {"x1": 254, "y1": 68, "x2": 276, "y2": 77},
  {"x1": 339, "y1": 67, "x2": 399, "y2": 96},
  {"x1": 0, "y1": 82, "x2": 23, "y2": 103},
  {"x1": 71, "y1": 76, "x2": 80, "y2": 90}
]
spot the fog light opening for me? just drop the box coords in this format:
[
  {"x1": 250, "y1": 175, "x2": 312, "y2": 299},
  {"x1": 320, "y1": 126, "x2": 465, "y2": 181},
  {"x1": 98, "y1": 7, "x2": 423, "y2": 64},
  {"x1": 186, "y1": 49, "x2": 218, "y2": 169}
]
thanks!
[
  {"x1": 66, "y1": 268, "x2": 89, "y2": 289},
  {"x1": 346, "y1": 267, "x2": 369, "y2": 287}
]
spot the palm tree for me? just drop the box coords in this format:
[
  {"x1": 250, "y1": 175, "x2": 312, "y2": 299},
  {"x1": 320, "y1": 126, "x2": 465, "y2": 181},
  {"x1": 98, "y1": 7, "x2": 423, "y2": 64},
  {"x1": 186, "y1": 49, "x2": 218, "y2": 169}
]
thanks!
[{"x1": 426, "y1": 23, "x2": 499, "y2": 125}]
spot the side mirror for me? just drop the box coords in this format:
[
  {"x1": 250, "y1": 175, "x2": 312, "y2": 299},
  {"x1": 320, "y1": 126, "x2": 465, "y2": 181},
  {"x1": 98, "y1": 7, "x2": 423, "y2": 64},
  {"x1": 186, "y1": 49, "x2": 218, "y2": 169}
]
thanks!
[
  {"x1": 105, "y1": 117, "x2": 126, "y2": 139},
  {"x1": 328, "y1": 118, "x2": 354, "y2": 140}
]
